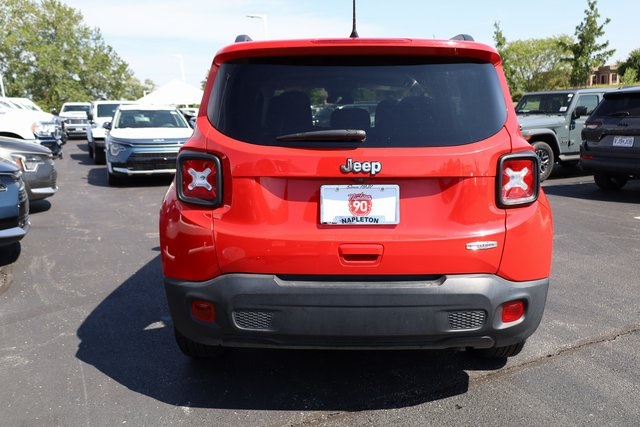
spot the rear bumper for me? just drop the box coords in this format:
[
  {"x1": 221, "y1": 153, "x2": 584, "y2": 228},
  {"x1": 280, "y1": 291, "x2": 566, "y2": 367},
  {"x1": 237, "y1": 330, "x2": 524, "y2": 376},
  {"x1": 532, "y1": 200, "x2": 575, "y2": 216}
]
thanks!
[
  {"x1": 580, "y1": 145, "x2": 640, "y2": 176},
  {"x1": 165, "y1": 273, "x2": 548, "y2": 350}
]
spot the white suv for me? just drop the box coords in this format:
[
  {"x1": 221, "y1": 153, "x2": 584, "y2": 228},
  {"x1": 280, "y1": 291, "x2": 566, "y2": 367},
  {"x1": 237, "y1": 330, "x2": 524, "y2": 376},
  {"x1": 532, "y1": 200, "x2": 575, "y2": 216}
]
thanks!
[{"x1": 86, "y1": 100, "x2": 134, "y2": 164}]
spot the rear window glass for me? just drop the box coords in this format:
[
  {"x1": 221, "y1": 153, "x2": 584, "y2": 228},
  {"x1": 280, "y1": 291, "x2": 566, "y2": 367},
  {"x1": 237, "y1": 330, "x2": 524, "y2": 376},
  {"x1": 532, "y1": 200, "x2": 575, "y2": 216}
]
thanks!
[
  {"x1": 591, "y1": 92, "x2": 640, "y2": 118},
  {"x1": 207, "y1": 56, "x2": 507, "y2": 147}
]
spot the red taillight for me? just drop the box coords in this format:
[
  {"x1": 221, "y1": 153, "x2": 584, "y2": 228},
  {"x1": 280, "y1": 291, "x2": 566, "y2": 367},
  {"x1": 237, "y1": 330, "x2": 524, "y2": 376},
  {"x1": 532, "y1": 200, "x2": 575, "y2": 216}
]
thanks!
[
  {"x1": 584, "y1": 120, "x2": 602, "y2": 129},
  {"x1": 191, "y1": 300, "x2": 216, "y2": 323},
  {"x1": 176, "y1": 150, "x2": 222, "y2": 207},
  {"x1": 501, "y1": 300, "x2": 525, "y2": 323},
  {"x1": 497, "y1": 152, "x2": 539, "y2": 208}
]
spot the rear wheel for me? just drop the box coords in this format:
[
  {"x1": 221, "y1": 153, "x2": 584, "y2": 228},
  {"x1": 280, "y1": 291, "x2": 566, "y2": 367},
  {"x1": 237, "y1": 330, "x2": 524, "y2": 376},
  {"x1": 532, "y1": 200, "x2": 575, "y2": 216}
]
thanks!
[
  {"x1": 470, "y1": 341, "x2": 525, "y2": 359},
  {"x1": 594, "y1": 173, "x2": 628, "y2": 191},
  {"x1": 532, "y1": 141, "x2": 554, "y2": 181},
  {"x1": 174, "y1": 328, "x2": 225, "y2": 359}
]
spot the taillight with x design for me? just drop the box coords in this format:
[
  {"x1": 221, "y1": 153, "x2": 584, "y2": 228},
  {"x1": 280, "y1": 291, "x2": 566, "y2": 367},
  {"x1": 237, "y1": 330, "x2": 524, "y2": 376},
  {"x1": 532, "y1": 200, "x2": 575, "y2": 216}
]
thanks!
[
  {"x1": 497, "y1": 152, "x2": 540, "y2": 208},
  {"x1": 176, "y1": 150, "x2": 223, "y2": 207}
]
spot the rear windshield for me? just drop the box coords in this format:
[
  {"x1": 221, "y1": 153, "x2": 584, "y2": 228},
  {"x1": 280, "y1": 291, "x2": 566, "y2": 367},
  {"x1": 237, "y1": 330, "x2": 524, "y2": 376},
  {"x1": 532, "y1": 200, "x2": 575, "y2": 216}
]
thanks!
[
  {"x1": 591, "y1": 92, "x2": 640, "y2": 118},
  {"x1": 208, "y1": 56, "x2": 507, "y2": 147}
]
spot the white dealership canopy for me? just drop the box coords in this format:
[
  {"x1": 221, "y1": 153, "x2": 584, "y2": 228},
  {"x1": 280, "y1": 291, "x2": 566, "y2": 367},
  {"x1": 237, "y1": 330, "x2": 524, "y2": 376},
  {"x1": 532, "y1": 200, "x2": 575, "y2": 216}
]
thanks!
[{"x1": 137, "y1": 79, "x2": 203, "y2": 106}]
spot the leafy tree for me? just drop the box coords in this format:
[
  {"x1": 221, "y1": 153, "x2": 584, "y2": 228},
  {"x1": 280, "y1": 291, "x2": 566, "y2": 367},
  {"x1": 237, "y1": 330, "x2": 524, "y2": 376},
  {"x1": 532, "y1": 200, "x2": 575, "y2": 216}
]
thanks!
[
  {"x1": 618, "y1": 48, "x2": 640, "y2": 78},
  {"x1": 493, "y1": 23, "x2": 571, "y2": 99},
  {"x1": 620, "y1": 68, "x2": 638, "y2": 86},
  {"x1": 559, "y1": 0, "x2": 615, "y2": 87},
  {"x1": 0, "y1": 0, "x2": 151, "y2": 111}
]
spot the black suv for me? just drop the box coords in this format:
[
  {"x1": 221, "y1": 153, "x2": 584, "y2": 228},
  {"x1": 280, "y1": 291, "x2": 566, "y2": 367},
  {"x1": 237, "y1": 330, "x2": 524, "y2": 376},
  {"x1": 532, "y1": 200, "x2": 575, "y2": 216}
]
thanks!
[{"x1": 581, "y1": 87, "x2": 640, "y2": 190}]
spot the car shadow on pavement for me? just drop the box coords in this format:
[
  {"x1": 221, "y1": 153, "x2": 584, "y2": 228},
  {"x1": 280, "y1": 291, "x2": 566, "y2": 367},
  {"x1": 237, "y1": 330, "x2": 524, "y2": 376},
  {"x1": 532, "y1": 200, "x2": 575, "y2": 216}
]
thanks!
[
  {"x1": 69, "y1": 152, "x2": 95, "y2": 166},
  {"x1": 543, "y1": 177, "x2": 640, "y2": 202},
  {"x1": 76, "y1": 256, "x2": 507, "y2": 411},
  {"x1": 28, "y1": 199, "x2": 52, "y2": 214},
  {"x1": 86, "y1": 167, "x2": 173, "y2": 188}
]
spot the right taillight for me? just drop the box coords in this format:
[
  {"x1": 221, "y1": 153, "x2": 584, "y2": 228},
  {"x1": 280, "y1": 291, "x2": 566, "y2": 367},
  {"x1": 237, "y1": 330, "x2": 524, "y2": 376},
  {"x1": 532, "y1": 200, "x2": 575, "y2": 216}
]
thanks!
[
  {"x1": 176, "y1": 150, "x2": 222, "y2": 207},
  {"x1": 497, "y1": 152, "x2": 540, "y2": 208}
]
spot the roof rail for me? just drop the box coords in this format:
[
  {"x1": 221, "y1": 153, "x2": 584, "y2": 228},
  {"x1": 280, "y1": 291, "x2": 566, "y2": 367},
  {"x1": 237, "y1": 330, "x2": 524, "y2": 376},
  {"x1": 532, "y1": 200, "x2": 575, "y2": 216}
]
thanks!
[
  {"x1": 450, "y1": 34, "x2": 474, "y2": 41},
  {"x1": 234, "y1": 34, "x2": 253, "y2": 43}
]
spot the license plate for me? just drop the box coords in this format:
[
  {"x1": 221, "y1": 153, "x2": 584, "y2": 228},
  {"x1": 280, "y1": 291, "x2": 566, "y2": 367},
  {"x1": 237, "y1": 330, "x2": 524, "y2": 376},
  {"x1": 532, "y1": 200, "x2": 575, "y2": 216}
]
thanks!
[
  {"x1": 613, "y1": 136, "x2": 634, "y2": 147},
  {"x1": 320, "y1": 184, "x2": 399, "y2": 225}
]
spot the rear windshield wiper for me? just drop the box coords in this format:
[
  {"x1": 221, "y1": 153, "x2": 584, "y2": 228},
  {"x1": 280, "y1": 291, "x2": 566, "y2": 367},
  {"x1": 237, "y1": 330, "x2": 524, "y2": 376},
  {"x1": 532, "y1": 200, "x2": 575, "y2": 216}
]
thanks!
[
  {"x1": 606, "y1": 111, "x2": 630, "y2": 117},
  {"x1": 276, "y1": 129, "x2": 366, "y2": 142}
]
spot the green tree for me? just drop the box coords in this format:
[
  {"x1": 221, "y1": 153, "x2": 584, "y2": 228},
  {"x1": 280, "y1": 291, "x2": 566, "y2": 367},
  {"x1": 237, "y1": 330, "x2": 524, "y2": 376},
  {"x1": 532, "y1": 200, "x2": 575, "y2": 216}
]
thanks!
[
  {"x1": 620, "y1": 68, "x2": 638, "y2": 86},
  {"x1": 559, "y1": 0, "x2": 615, "y2": 87},
  {"x1": 618, "y1": 48, "x2": 640, "y2": 78},
  {"x1": 0, "y1": 0, "x2": 151, "y2": 111},
  {"x1": 493, "y1": 23, "x2": 571, "y2": 99}
]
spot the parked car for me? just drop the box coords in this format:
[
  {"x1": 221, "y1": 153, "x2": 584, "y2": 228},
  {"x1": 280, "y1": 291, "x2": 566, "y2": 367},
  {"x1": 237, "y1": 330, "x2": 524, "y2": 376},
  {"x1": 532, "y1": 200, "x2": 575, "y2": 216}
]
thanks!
[
  {"x1": 104, "y1": 104, "x2": 193, "y2": 186},
  {"x1": 58, "y1": 102, "x2": 91, "y2": 139},
  {"x1": 0, "y1": 136, "x2": 58, "y2": 201},
  {"x1": 86, "y1": 100, "x2": 135, "y2": 164},
  {"x1": 516, "y1": 88, "x2": 608, "y2": 181},
  {"x1": 0, "y1": 158, "x2": 29, "y2": 248},
  {"x1": 0, "y1": 101, "x2": 65, "y2": 158},
  {"x1": 580, "y1": 86, "x2": 640, "y2": 190},
  {"x1": 5, "y1": 97, "x2": 43, "y2": 112},
  {"x1": 159, "y1": 34, "x2": 553, "y2": 359}
]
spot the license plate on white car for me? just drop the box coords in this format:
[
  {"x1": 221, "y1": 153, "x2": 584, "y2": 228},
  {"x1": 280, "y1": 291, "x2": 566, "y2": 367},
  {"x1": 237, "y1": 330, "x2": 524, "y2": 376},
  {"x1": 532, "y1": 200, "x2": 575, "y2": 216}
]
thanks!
[
  {"x1": 320, "y1": 184, "x2": 399, "y2": 225},
  {"x1": 613, "y1": 136, "x2": 634, "y2": 147}
]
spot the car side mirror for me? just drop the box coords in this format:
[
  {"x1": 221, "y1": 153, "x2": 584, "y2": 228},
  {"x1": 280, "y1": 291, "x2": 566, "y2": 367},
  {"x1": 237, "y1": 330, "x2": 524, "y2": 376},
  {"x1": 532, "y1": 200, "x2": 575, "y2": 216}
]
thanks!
[
  {"x1": 87, "y1": 112, "x2": 94, "y2": 122},
  {"x1": 103, "y1": 122, "x2": 112, "y2": 130},
  {"x1": 573, "y1": 106, "x2": 588, "y2": 119},
  {"x1": 50, "y1": 108, "x2": 59, "y2": 116}
]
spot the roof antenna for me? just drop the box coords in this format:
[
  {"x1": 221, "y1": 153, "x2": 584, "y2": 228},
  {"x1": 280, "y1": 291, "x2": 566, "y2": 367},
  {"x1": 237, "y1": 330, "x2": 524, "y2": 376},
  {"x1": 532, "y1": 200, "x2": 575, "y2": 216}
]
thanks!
[{"x1": 349, "y1": 0, "x2": 359, "y2": 38}]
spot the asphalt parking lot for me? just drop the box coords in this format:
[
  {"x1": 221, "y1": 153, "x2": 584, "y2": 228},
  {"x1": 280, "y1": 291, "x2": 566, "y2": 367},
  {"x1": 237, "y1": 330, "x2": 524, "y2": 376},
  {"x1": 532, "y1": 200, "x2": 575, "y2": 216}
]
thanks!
[{"x1": 1, "y1": 140, "x2": 639, "y2": 426}]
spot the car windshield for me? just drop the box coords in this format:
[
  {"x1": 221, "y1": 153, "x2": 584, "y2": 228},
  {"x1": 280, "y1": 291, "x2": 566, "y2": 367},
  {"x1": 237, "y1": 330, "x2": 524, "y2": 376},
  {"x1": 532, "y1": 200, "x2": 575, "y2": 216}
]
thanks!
[
  {"x1": 515, "y1": 93, "x2": 573, "y2": 114},
  {"x1": 63, "y1": 105, "x2": 90, "y2": 113},
  {"x1": 96, "y1": 104, "x2": 123, "y2": 117},
  {"x1": 208, "y1": 56, "x2": 507, "y2": 147},
  {"x1": 115, "y1": 109, "x2": 190, "y2": 129}
]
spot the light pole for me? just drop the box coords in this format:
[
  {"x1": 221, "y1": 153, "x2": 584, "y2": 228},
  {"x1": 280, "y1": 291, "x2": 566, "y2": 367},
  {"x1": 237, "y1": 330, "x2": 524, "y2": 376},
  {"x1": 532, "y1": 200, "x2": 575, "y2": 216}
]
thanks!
[
  {"x1": 246, "y1": 14, "x2": 268, "y2": 39},
  {"x1": 172, "y1": 54, "x2": 186, "y2": 83}
]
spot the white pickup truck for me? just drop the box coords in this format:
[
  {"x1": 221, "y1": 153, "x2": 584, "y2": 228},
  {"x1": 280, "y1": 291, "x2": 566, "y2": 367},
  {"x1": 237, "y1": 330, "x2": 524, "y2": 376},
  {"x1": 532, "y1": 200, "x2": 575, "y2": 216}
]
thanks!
[{"x1": 0, "y1": 99, "x2": 65, "y2": 157}]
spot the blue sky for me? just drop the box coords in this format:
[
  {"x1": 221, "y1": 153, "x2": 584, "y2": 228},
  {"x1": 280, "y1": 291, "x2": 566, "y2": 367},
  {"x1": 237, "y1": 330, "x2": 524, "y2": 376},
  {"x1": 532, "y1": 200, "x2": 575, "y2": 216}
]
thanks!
[{"x1": 62, "y1": 0, "x2": 638, "y2": 88}]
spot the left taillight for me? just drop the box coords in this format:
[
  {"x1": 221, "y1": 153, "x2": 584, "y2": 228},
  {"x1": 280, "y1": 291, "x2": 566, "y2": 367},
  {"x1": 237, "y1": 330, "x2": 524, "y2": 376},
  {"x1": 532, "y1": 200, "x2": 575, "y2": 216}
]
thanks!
[
  {"x1": 497, "y1": 152, "x2": 540, "y2": 208},
  {"x1": 176, "y1": 150, "x2": 222, "y2": 207}
]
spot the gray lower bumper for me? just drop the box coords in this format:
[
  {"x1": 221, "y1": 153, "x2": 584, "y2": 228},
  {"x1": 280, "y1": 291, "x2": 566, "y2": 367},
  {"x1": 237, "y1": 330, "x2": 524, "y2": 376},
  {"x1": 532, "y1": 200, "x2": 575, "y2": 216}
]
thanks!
[{"x1": 165, "y1": 274, "x2": 549, "y2": 350}]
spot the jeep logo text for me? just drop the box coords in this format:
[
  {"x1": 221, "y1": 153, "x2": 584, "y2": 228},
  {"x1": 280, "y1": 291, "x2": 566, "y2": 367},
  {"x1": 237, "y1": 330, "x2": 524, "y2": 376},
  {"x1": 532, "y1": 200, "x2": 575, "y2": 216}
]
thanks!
[{"x1": 340, "y1": 158, "x2": 382, "y2": 176}]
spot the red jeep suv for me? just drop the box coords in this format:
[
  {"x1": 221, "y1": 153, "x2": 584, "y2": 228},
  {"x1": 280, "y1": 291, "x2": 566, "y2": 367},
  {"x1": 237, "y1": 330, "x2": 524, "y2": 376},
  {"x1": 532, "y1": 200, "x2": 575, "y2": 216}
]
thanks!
[{"x1": 159, "y1": 35, "x2": 553, "y2": 359}]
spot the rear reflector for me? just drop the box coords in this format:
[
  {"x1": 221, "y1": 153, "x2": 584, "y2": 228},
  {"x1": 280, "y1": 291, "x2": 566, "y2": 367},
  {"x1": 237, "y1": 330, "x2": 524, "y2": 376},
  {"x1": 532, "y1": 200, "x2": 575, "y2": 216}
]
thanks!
[
  {"x1": 191, "y1": 300, "x2": 216, "y2": 323},
  {"x1": 501, "y1": 300, "x2": 525, "y2": 323},
  {"x1": 497, "y1": 152, "x2": 539, "y2": 208},
  {"x1": 176, "y1": 150, "x2": 222, "y2": 207}
]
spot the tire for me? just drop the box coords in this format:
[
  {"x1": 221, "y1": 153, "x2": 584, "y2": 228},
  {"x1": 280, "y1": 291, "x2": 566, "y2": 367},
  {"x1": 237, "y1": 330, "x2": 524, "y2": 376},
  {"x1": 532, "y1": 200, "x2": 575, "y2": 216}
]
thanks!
[
  {"x1": 174, "y1": 328, "x2": 225, "y2": 359},
  {"x1": 593, "y1": 173, "x2": 628, "y2": 191},
  {"x1": 88, "y1": 142, "x2": 94, "y2": 159},
  {"x1": 532, "y1": 141, "x2": 555, "y2": 182},
  {"x1": 470, "y1": 341, "x2": 525, "y2": 359}
]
